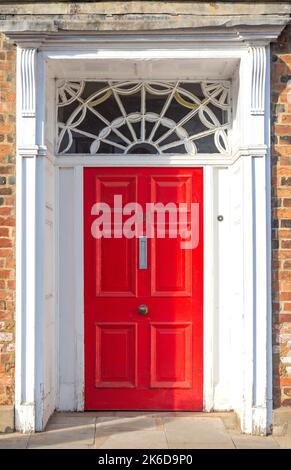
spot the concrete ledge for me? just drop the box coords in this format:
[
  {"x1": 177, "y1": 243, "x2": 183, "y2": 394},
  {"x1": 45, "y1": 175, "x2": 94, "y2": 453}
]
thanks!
[
  {"x1": 273, "y1": 407, "x2": 291, "y2": 436},
  {"x1": 0, "y1": 2, "x2": 290, "y2": 16},
  {"x1": 0, "y1": 406, "x2": 14, "y2": 434}
]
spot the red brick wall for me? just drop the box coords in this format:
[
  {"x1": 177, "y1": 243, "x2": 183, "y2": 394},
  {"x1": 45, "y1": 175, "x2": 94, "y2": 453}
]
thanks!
[
  {"x1": 271, "y1": 24, "x2": 291, "y2": 407},
  {"x1": 0, "y1": 33, "x2": 16, "y2": 406}
]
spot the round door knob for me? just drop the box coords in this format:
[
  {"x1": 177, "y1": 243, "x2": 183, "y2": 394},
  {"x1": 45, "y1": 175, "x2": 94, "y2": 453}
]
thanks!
[{"x1": 138, "y1": 304, "x2": 148, "y2": 315}]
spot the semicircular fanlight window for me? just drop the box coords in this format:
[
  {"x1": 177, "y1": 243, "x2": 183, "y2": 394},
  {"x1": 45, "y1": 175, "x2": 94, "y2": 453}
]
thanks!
[{"x1": 56, "y1": 80, "x2": 231, "y2": 156}]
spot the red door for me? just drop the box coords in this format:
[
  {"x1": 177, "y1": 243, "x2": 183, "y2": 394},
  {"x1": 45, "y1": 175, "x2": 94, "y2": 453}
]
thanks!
[{"x1": 84, "y1": 168, "x2": 203, "y2": 410}]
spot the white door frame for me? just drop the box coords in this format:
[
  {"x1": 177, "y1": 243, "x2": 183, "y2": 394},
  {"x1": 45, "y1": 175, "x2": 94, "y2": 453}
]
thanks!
[{"x1": 10, "y1": 31, "x2": 276, "y2": 434}]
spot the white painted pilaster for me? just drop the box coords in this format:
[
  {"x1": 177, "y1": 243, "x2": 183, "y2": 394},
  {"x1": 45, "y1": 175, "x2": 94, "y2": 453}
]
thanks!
[
  {"x1": 15, "y1": 44, "x2": 48, "y2": 432},
  {"x1": 236, "y1": 44, "x2": 272, "y2": 435}
]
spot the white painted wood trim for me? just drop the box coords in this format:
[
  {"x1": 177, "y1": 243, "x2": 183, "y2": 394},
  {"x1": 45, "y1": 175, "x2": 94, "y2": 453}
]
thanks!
[
  {"x1": 251, "y1": 45, "x2": 272, "y2": 434},
  {"x1": 236, "y1": 45, "x2": 272, "y2": 435},
  {"x1": 203, "y1": 166, "x2": 215, "y2": 411},
  {"x1": 54, "y1": 164, "x2": 60, "y2": 414},
  {"x1": 15, "y1": 46, "x2": 38, "y2": 433},
  {"x1": 265, "y1": 48, "x2": 273, "y2": 430},
  {"x1": 15, "y1": 46, "x2": 50, "y2": 433},
  {"x1": 51, "y1": 146, "x2": 267, "y2": 169},
  {"x1": 74, "y1": 166, "x2": 84, "y2": 411},
  {"x1": 241, "y1": 155, "x2": 255, "y2": 434}
]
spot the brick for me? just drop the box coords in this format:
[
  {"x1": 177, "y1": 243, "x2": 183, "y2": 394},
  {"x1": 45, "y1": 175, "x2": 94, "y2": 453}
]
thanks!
[
  {"x1": 282, "y1": 240, "x2": 291, "y2": 249},
  {"x1": 281, "y1": 220, "x2": 291, "y2": 229},
  {"x1": 0, "y1": 216, "x2": 15, "y2": 227},
  {"x1": 274, "y1": 125, "x2": 291, "y2": 135},
  {"x1": 283, "y1": 261, "x2": 291, "y2": 270},
  {"x1": 280, "y1": 136, "x2": 291, "y2": 145},
  {"x1": 278, "y1": 229, "x2": 291, "y2": 239},
  {"x1": 7, "y1": 175, "x2": 15, "y2": 185},
  {"x1": 273, "y1": 250, "x2": 291, "y2": 260},
  {"x1": 279, "y1": 156, "x2": 291, "y2": 166},
  {"x1": 5, "y1": 259, "x2": 15, "y2": 269},
  {"x1": 274, "y1": 166, "x2": 291, "y2": 177},
  {"x1": 6, "y1": 280, "x2": 15, "y2": 289},
  {"x1": 273, "y1": 145, "x2": 291, "y2": 156},
  {"x1": 278, "y1": 271, "x2": 291, "y2": 280},
  {"x1": 0, "y1": 292, "x2": 14, "y2": 300},
  {"x1": 281, "y1": 115, "x2": 291, "y2": 124},
  {"x1": 0, "y1": 187, "x2": 12, "y2": 196},
  {"x1": 276, "y1": 313, "x2": 291, "y2": 323},
  {"x1": 283, "y1": 388, "x2": 291, "y2": 397},
  {"x1": 279, "y1": 378, "x2": 291, "y2": 386},
  {"x1": 0, "y1": 332, "x2": 12, "y2": 342},
  {"x1": 0, "y1": 164, "x2": 15, "y2": 175},
  {"x1": 0, "y1": 249, "x2": 13, "y2": 258},
  {"x1": 0, "y1": 270, "x2": 11, "y2": 279},
  {"x1": 0, "y1": 311, "x2": 13, "y2": 321},
  {"x1": 281, "y1": 177, "x2": 291, "y2": 186},
  {"x1": 280, "y1": 293, "x2": 291, "y2": 301},
  {"x1": 0, "y1": 238, "x2": 12, "y2": 248},
  {"x1": 3, "y1": 197, "x2": 15, "y2": 207}
]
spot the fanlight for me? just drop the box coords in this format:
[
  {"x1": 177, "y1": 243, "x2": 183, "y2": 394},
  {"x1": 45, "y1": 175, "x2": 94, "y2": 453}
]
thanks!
[{"x1": 56, "y1": 80, "x2": 231, "y2": 156}]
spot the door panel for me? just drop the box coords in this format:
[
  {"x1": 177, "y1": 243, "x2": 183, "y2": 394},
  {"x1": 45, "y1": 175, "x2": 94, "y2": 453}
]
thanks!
[
  {"x1": 150, "y1": 323, "x2": 192, "y2": 388},
  {"x1": 94, "y1": 175, "x2": 137, "y2": 296},
  {"x1": 151, "y1": 236, "x2": 192, "y2": 296},
  {"x1": 95, "y1": 323, "x2": 137, "y2": 388},
  {"x1": 84, "y1": 167, "x2": 203, "y2": 410}
]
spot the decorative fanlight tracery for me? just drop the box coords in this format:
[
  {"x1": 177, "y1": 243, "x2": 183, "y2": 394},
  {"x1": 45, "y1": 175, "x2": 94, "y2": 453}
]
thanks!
[{"x1": 56, "y1": 80, "x2": 231, "y2": 156}]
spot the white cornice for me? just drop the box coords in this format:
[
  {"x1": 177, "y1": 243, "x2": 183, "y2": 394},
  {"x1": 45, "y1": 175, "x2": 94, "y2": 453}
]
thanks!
[{"x1": 5, "y1": 24, "x2": 289, "y2": 49}]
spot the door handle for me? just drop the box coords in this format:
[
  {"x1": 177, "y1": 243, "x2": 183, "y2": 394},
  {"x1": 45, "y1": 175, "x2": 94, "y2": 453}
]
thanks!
[
  {"x1": 139, "y1": 236, "x2": 147, "y2": 269},
  {"x1": 138, "y1": 304, "x2": 148, "y2": 315}
]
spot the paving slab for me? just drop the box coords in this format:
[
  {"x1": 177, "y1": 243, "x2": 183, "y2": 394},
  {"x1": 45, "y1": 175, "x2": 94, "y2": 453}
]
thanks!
[
  {"x1": 58, "y1": 411, "x2": 116, "y2": 418},
  {"x1": 95, "y1": 416, "x2": 158, "y2": 435},
  {"x1": 113, "y1": 411, "x2": 167, "y2": 418},
  {"x1": 164, "y1": 417, "x2": 235, "y2": 448},
  {"x1": 230, "y1": 432, "x2": 279, "y2": 449},
  {"x1": 168, "y1": 442, "x2": 235, "y2": 449},
  {"x1": 0, "y1": 433, "x2": 30, "y2": 449},
  {"x1": 274, "y1": 436, "x2": 291, "y2": 449},
  {"x1": 47, "y1": 414, "x2": 96, "y2": 426},
  {"x1": 27, "y1": 423, "x2": 95, "y2": 449},
  {"x1": 96, "y1": 430, "x2": 168, "y2": 449}
]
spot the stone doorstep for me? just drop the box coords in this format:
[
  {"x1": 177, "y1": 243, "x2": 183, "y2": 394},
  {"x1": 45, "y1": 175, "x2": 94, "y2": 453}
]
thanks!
[
  {"x1": 2, "y1": 407, "x2": 291, "y2": 435},
  {"x1": 273, "y1": 408, "x2": 291, "y2": 436},
  {"x1": 0, "y1": 405, "x2": 14, "y2": 434}
]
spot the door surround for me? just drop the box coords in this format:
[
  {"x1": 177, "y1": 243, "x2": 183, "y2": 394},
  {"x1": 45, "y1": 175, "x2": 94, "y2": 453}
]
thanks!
[{"x1": 11, "y1": 32, "x2": 273, "y2": 434}]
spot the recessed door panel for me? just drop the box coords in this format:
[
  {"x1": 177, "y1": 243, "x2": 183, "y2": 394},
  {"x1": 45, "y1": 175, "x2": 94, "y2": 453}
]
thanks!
[
  {"x1": 151, "y1": 235, "x2": 192, "y2": 296},
  {"x1": 95, "y1": 323, "x2": 137, "y2": 388},
  {"x1": 150, "y1": 323, "x2": 192, "y2": 388},
  {"x1": 94, "y1": 176, "x2": 137, "y2": 296}
]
